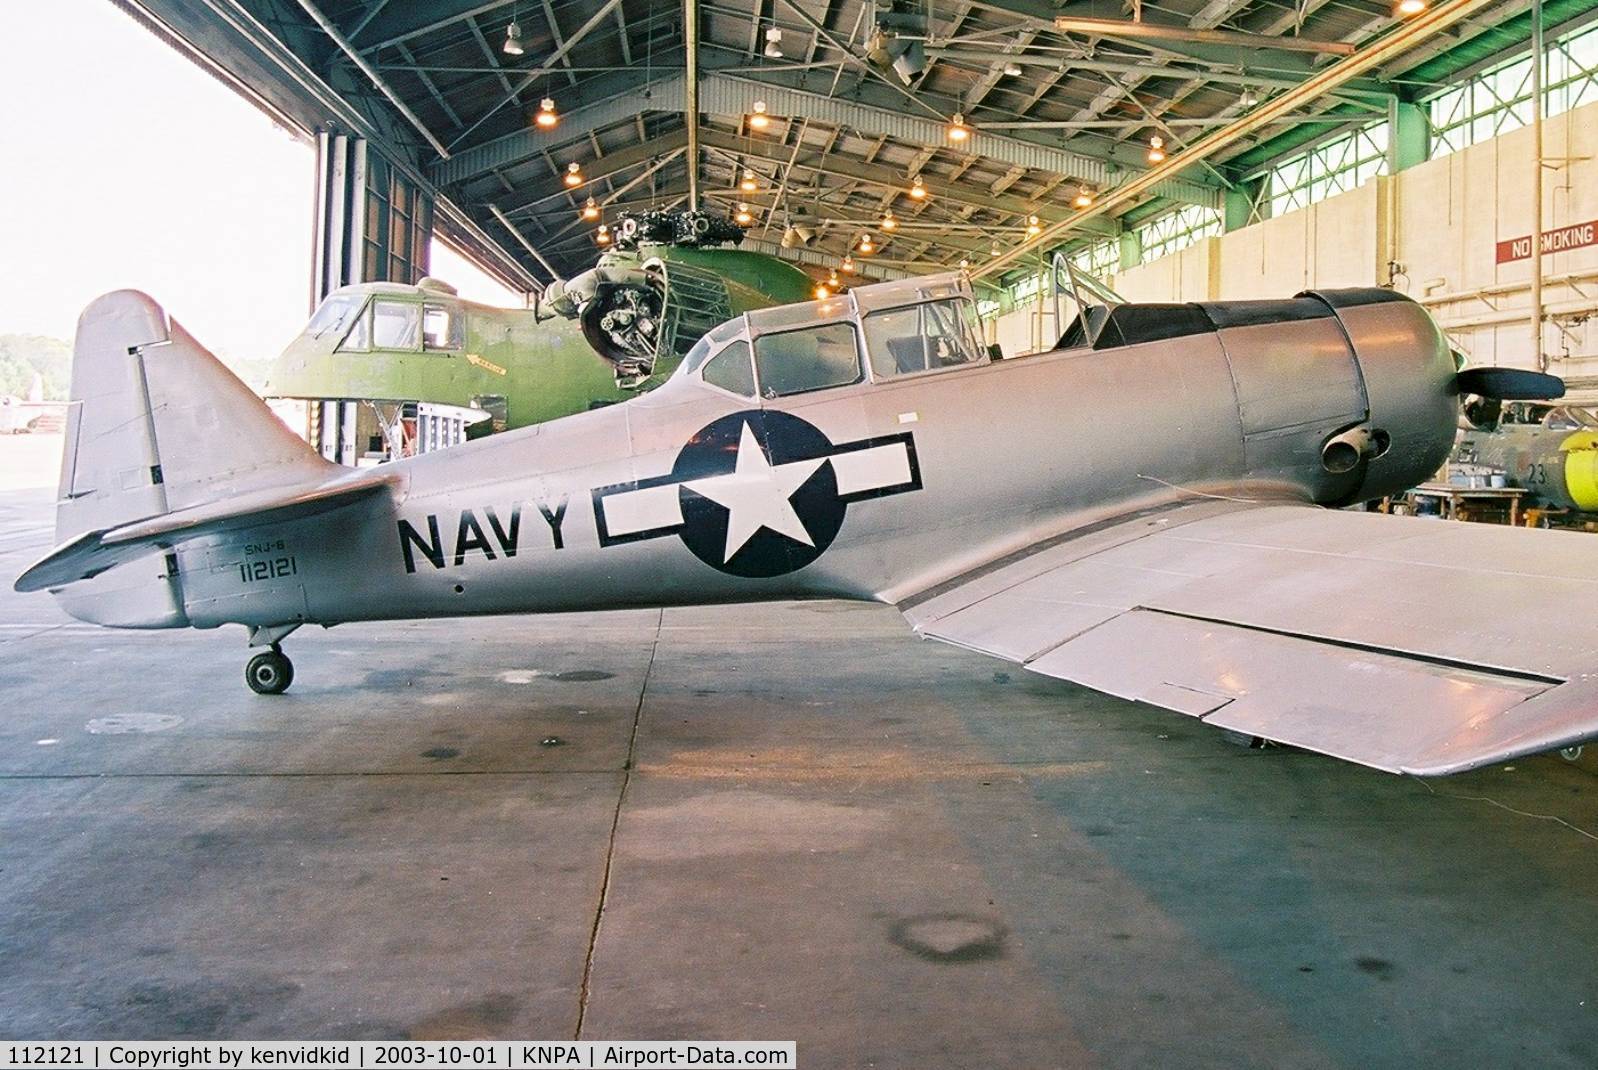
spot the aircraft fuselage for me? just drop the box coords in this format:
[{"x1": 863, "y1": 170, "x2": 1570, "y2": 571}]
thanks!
[{"x1": 83, "y1": 287, "x2": 1459, "y2": 636}]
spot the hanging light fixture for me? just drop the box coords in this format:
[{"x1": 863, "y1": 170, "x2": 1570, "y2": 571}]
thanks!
[
  {"x1": 958, "y1": 258, "x2": 971, "y2": 270},
  {"x1": 880, "y1": 211, "x2": 897, "y2": 231},
  {"x1": 764, "y1": 27, "x2": 784, "y2": 59},
  {"x1": 1002, "y1": 61, "x2": 1023, "y2": 77},
  {"x1": 1240, "y1": 87, "x2": 1259, "y2": 108},
  {"x1": 563, "y1": 161, "x2": 583, "y2": 187},
  {"x1": 842, "y1": 255, "x2": 856, "y2": 274},
  {"x1": 735, "y1": 203, "x2": 753, "y2": 225},
  {"x1": 596, "y1": 223, "x2": 611, "y2": 244},
  {"x1": 828, "y1": 269, "x2": 840, "y2": 285},
  {"x1": 858, "y1": 234, "x2": 875, "y2": 255},
  {"x1": 1073, "y1": 186, "x2": 1094, "y2": 209},
  {"x1": 947, "y1": 112, "x2": 972, "y2": 143},
  {"x1": 503, "y1": 21, "x2": 526, "y2": 56},
  {"x1": 1394, "y1": 0, "x2": 1426, "y2": 14},
  {"x1": 535, "y1": 98, "x2": 559, "y2": 129},
  {"x1": 749, "y1": 101, "x2": 771, "y2": 130},
  {"x1": 580, "y1": 196, "x2": 600, "y2": 221},
  {"x1": 909, "y1": 175, "x2": 927, "y2": 200},
  {"x1": 1146, "y1": 135, "x2": 1166, "y2": 164},
  {"x1": 1025, "y1": 214, "x2": 1042, "y2": 238},
  {"x1": 781, "y1": 223, "x2": 816, "y2": 248},
  {"x1": 814, "y1": 282, "x2": 830, "y2": 299},
  {"x1": 740, "y1": 168, "x2": 759, "y2": 192}
]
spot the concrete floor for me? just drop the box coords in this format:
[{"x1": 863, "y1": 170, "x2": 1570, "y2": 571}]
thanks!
[{"x1": 3, "y1": 476, "x2": 1598, "y2": 1066}]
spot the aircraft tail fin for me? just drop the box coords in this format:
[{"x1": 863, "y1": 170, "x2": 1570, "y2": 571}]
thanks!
[{"x1": 54, "y1": 290, "x2": 335, "y2": 545}]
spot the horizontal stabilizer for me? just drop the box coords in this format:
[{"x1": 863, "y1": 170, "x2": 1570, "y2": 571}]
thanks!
[{"x1": 14, "y1": 469, "x2": 398, "y2": 593}]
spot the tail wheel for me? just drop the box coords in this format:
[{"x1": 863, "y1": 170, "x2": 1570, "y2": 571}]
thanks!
[{"x1": 246, "y1": 649, "x2": 294, "y2": 695}]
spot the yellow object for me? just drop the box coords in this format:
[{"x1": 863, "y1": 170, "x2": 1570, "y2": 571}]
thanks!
[
  {"x1": 1560, "y1": 431, "x2": 1598, "y2": 511},
  {"x1": 465, "y1": 353, "x2": 508, "y2": 376}
]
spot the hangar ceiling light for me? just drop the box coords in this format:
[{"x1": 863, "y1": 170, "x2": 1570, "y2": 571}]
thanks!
[{"x1": 503, "y1": 22, "x2": 525, "y2": 56}]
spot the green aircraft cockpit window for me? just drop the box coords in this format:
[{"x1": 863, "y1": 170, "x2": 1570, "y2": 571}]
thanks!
[
  {"x1": 753, "y1": 322, "x2": 864, "y2": 399},
  {"x1": 307, "y1": 294, "x2": 361, "y2": 339},
  {"x1": 340, "y1": 309, "x2": 371, "y2": 351},
  {"x1": 863, "y1": 298, "x2": 985, "y2": 379},
  {"x1": 702, "y1": 341, "x2": 756, "y2": 398},
  {"x1": 423, "y1": 305, "x2": 464, "y2": 351},
  {"x1": 372, "y1": 301, "x2": 422, "y2": 350}
]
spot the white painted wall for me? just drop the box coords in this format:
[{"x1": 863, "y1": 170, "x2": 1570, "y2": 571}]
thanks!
[{"x1": 993, "y1": 97, "x2": 1598, "y2": 394}]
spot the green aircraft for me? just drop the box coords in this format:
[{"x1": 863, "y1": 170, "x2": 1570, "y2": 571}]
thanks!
[{"x1": 265, "y1": 210, "x2": 814, "y2": 462}]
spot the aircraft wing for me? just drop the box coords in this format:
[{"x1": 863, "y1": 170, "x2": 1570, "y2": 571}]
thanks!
[
  {"x1": 14, "y1": 469, "x2": 400, "y2": 594},
  {"x1": 900, "y1": 501, "x2": 1598, "y2": 775}
]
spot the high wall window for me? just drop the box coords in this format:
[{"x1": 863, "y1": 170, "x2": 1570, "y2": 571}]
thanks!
[
  {"x1": 1134, "y1": 204, "x2": 1222, "y2": 264},
  {"x1": 1428, "y1": 22, "x2": 1598, "y2": 158},
  {"x1": 1264, "y1": 122, "x2": 1389, "y2": 218},
  {"x1": 1009, "y1": 272, "x2": 1045, "y2": 305},
  {"x1": 1069, "y1": 238, "x2": 1120, "y2": 280}
]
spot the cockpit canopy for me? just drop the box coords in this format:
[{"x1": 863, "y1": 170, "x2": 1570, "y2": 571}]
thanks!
[
  {"x1": 678, "y1": 272, "x2": 988, "y2": 400},
  {"x1": 301, "y1": 282, "x2": 466, "y2": 355}
]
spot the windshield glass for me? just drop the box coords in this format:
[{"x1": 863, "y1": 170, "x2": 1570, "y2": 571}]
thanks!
[
  {"x1": 864, "y1": 299, "x2": 984, "y2": 378},
  {"x1": 702, "y1": 341, "x2": 756, "y2": 397},
  {"x1": 1543, "y1": 406, "x2": 1598, "y2": 430},
  {"x1": 373, "y1": 301, "x2": 422, "y2": 350},
  {"x1": 307, "y1": 294, "x2": 361, "y2": 338},
  {"x1": 753, "y1": 322, "x2": 863, "y2": 398},
  {"x1": 423, "y1": 304, "x2": 464, "y2": 350}
]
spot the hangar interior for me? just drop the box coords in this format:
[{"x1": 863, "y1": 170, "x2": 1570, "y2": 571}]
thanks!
[
  {"x1": 6, "y1": 0, "x2": 1598, "y2": 1061},
  {"x1": 127, "y1": 0, "x2": 1598, "y2": 383}
]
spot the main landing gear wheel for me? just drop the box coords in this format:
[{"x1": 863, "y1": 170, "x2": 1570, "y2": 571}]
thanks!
[{"x1": 246, "y1": 647, "x2": 294, "y2": 695}]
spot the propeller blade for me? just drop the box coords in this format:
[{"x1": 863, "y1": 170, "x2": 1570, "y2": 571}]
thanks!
[{"x1": 1456, "y1": 367, "x2": 1565, "y2": 401}]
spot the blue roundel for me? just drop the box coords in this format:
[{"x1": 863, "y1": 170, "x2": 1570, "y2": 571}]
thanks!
[
  {"x1": 591, "y1": 409, "x2": 921, "y2": 579},
  {"x1": 672, "y1": 411, "x2": 848, "y2": 578}
]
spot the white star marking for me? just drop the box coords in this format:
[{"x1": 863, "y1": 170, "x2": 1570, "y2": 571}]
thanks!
[{"x1": 683, "y1": 421, "x2": 826, "y2": 563}]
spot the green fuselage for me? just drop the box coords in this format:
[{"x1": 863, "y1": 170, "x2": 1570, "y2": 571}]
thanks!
[{"x1": 266, "y1": 245, "x2": 813, "y2": 430}]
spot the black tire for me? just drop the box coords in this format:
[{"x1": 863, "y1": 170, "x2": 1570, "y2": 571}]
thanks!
[{"x1": 245, "y1": 650, "x2": 294, "y2": 695}]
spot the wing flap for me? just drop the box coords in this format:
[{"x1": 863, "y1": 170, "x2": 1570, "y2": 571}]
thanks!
[
  {"x1": 907, "y1": 502, "x2": 1598, "y2": 775},
  {"x1": 1028, "y1": 607, "x2": 1553, "y2": 774}
]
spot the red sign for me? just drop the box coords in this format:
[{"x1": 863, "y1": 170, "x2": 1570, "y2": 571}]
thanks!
[{"x1": 1496, "y1": 219, "x2": 1598, "y2": 264}]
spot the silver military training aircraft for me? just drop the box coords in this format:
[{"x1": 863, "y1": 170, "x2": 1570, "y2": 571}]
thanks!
[{"x1": 17, "y1": 273, "x2": 1598, "y2": 776}]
